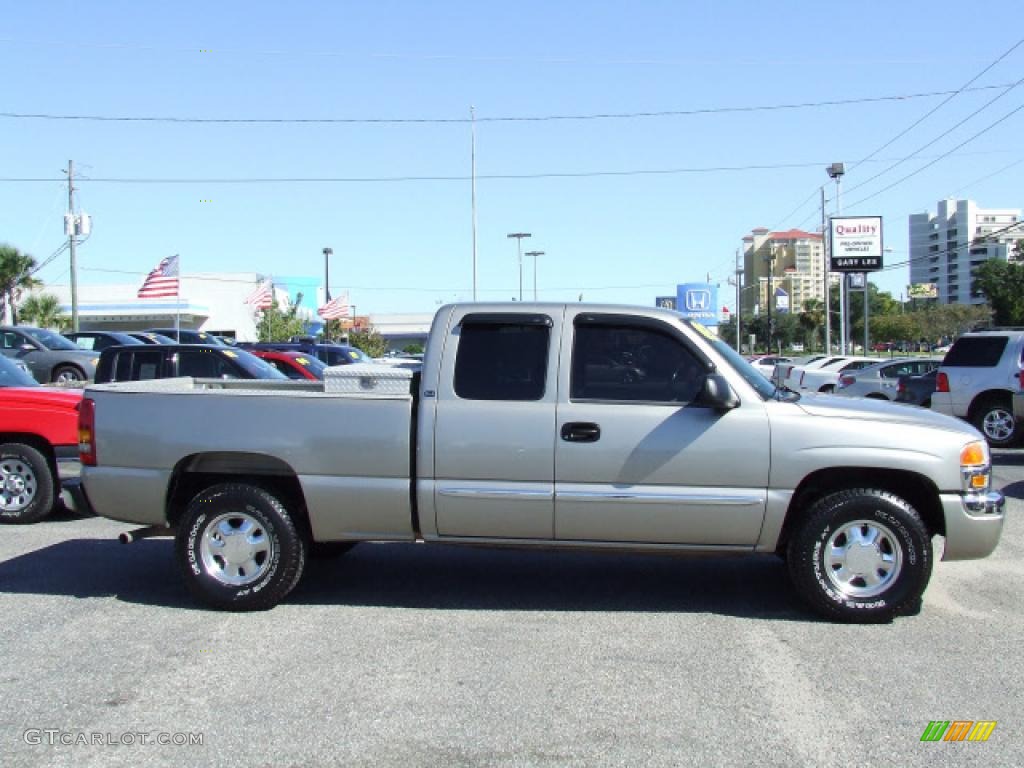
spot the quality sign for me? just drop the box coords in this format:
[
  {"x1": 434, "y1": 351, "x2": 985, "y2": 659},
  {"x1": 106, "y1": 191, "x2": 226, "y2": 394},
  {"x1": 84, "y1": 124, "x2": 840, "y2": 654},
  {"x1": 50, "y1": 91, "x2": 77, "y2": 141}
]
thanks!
[
  {"x1": 676, "y1": 283, "x2": 718, "y2": 326},
  {"x1": 830, "y1": 215, "x2": 884, "y2": 272}
]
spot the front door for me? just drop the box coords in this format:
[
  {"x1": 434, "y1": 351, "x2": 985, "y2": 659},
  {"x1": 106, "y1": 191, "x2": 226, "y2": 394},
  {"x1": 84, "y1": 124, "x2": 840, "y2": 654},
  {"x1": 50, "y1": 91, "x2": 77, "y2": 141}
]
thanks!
[{"x1": 554, "y1": 312, "x2": 770, "y2": 546}]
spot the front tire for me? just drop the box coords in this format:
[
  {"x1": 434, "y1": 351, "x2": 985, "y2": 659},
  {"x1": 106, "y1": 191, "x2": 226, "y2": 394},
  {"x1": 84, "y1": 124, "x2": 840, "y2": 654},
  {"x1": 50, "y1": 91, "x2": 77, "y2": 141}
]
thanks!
[
  {"x1": 52, "y1": 365, "x2": 85, "y2": 384},
  {"x1": 972, "y1": 396, "x2": 1019, "y2": 448},
  {"x1": 175, "y1": 483, "x2": 306, "y2": 611},
  {"x1": 787, "y1": 489, "x2": 932, "y2": 623},
  {"x1": 0, "y1": 443, "x2": 55, "y2": 524}
]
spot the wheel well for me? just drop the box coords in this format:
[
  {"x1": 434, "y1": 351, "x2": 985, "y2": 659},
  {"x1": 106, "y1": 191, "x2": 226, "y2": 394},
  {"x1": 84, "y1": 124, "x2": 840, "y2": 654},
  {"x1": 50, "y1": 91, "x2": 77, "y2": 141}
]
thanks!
[
  {"x1": 865, "y1": 393, "x2": 888, "y2": 400},
  {"x1": 967, "y1": 389, "x2": 1014, "y2": 421},
  {"x1": 165, "y1": 452, "x2": 313, "y2": 542},
  {"x1": 0, "y1": 433, "x2": 57, "y2": 481},
  {"x1": 777, "y1": 467, "x2": 945, "y2": 553}
]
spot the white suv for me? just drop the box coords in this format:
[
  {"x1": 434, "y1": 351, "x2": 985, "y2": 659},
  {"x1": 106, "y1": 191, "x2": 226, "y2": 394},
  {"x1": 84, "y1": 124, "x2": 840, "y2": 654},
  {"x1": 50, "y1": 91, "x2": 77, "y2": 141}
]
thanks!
[{"x1": 932, "y1": 329, "x2": 1024, "y2": 447}]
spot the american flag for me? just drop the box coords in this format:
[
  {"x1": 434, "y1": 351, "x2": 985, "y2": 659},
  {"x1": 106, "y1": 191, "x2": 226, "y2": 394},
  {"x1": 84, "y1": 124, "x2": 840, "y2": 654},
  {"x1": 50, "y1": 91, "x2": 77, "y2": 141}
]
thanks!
[
  {"x1": 245, "y1": 279, "x2": 274, "y2": 310},
  {"x1": 137, "y1": 255, "x2": 180, "y2": 299},
  {"x1": 318, "y1": 292, "x2": 350, "y2": 320}
]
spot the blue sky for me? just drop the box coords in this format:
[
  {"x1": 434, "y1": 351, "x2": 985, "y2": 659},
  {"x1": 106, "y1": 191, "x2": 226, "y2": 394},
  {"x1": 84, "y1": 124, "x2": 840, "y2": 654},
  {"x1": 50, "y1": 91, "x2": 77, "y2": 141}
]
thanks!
[{"x1": 1, "y1": 1, "x2": 1022, "y2": 314}]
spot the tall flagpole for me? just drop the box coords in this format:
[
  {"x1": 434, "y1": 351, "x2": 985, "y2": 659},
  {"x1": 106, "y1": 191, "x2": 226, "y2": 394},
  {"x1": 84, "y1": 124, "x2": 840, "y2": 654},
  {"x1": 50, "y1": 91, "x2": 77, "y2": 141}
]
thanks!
[
  {"x1": 175, "y1": 254, "x2": 181, "y2": 341},
  {"x1": 471, "y1": 105, "x2": 478, "y2": 302}
]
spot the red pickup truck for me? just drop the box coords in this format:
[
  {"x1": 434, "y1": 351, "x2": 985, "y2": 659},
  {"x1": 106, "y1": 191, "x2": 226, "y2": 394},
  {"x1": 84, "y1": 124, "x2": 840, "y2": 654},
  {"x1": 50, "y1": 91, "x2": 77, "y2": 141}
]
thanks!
[{"x1": 0, "y1": 357, "x2": 85, "y2": 523}]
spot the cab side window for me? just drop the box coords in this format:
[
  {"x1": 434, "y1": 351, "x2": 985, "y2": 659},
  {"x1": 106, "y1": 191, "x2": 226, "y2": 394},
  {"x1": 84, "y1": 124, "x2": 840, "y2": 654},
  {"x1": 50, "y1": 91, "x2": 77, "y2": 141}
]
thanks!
[
  {"x1": 571, "y1": 320, "x2": 705, "y2": 403},
  {"x1": 454, "y1": 317, "x2": 550, "y2": 401}
]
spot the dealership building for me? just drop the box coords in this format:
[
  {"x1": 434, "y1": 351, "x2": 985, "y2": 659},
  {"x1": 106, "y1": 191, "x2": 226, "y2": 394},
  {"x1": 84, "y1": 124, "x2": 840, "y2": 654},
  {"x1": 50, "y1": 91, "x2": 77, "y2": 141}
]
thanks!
[{"x1": 41, "y1": 272, "x2": 433, "y2": 349}]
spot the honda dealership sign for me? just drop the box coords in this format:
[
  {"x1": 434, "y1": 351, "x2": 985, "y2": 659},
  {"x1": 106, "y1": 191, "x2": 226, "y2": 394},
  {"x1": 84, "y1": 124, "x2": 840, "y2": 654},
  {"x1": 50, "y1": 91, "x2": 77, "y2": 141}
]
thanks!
[
  {"x1": 676, "y1": 283, "x2": 718, "y2": 326},
  {"x1": 830, "y1": 215, "x2": 884, "y2": 272}
]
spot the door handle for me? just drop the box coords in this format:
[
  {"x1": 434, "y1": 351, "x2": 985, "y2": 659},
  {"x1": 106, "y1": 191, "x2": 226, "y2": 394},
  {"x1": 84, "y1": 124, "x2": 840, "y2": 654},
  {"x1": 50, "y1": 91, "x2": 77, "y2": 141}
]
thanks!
[{"x1": 561, "y1": 422, "x2": 601, "y2": 443}]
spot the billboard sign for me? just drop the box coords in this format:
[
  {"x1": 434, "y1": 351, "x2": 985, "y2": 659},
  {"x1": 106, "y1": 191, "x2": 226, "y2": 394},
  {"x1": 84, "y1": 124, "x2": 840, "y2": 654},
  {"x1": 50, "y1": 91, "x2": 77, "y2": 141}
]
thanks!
[
  {"x1": 831, "y1": 215, "x2": 884, "y2": 272},
  {"x1": 676, "y1": 283, "x2": 718, "y2": 326},
  {"x1": 908, "y1": 283, "x2": 938, "y2": 299}
]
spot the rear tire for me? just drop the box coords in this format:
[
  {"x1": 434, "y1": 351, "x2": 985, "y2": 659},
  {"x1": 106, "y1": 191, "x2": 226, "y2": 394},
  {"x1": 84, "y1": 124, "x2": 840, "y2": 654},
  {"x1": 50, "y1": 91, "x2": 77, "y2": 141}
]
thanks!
[
  {"x1": 176, "y1": 483, "x2": 306, "y2": 611},
  {"x1": 787, "y1": 488, "x2": 932, "y2": 623},
  {"x1": 0, "y1": 443, "x2": 55, "y2": 524},
  {"x1": 972, "y1": 396, "x2": 1019, "y2": 448}
]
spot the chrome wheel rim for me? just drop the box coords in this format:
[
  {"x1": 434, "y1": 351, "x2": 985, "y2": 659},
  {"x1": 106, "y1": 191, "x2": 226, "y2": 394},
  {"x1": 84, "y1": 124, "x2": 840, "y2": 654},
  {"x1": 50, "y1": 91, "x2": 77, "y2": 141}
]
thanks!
[
  {"x1": 982, "y1": 408, "x2": 1014, "y2": 441},
  {"x1": 0, "y1": 458, "x2": 37, "y2": 512},
  {"x1": 55, "y1": 369, "x2": 82, "y2": 383},
  {"x1": 824, "y1": 519, "x2": 903, "y2": 598},
  {"x1": 200, "y1": 512, "x2": 274, "y2": 586}
]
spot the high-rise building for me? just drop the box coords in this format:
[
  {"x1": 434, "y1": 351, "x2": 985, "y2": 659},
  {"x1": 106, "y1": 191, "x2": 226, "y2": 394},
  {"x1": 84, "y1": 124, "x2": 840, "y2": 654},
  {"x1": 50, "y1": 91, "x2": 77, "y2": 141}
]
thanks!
[
  {"x1": 909, "y1": 199, "x2": 1023, "y2": 305},
  {"x1": 741, "y1": 228, "x2": 825, "y2": 315}
]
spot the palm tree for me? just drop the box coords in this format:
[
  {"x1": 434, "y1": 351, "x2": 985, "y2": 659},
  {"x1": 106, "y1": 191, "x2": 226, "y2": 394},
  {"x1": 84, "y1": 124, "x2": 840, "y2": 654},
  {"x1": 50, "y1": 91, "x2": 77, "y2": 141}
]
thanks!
[
  {"x1": 799, "y1": 298, "x2": 826, "y2": 351},
  {"x1": 0, "y1": 244, "x2": 41, "y2": 324},
  {"x1": 17, "y1": 293, "x2": 67, "y2": 330}
]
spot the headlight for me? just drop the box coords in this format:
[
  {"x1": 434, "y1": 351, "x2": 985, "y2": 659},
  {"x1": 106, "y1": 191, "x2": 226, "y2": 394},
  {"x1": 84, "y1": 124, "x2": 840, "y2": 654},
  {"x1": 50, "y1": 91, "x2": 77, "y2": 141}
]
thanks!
[{"x1": 960, "y1": 440, "x2": 991, "y2": 494}]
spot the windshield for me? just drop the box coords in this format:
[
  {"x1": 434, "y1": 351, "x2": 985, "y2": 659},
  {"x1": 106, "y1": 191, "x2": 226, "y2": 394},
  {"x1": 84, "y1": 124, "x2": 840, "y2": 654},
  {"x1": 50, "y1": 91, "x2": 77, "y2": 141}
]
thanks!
[
  {"x1": 0, "y1": 355, "x2": 39, "y2": 387},
  {"x1": 23, "y1": 328, "x2": 79, "y2": 351},
  {"x1": 229, "y1": 349, "x2": 289, "y2": 379},
  {"x1": 686, "y1": 322, "x2": 779, "y2": 400}
]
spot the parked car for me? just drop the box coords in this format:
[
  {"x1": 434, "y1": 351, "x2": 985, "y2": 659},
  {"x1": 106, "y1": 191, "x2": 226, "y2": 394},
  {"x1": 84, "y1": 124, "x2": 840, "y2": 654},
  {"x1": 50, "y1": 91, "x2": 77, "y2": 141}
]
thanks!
[
  {"x1": 239, "y1": 341, "x2": 371, "y2": 366},
  {"x1": 94, "y1": 344, "x2": 289, "y2": 384},
  {"x1": 144, "y1": 328, "x2": 227, "y2": 345},
  {"x1": 0, "y1": 355, "x2": 86, "y2": 523},
  {"x1": 896, "y1": 369, "x2": 939, "y2": 408},
  {"x1": 250, "y1": 349, "x2": 327, "y2": 380},
  {"x1": 790, "y1": 357, "x2": 876, "y2": 393},
  {"x1": 777, "y1": 355, "x2": 833, "y2": 388},
  {"x1": 0, "y1": 326, "x2": 100, "y2": 383},
  {"x1": 65, "y1": 331, "x2": 145, "y2": 352},
  {"x1": 81, "y1": 301, "x2": 1004, "y2": 621},
  {"x1": 932, "y1": 329, "x2": 1024, "y2": 447},
  {"x1": 749, "y1": 355, "x2": 791, "y2": 380},
  {"x1": 834, "y1": 358, "x2": 943, "y2": 401},
  {"x1": 126, "y1": 331, "x2": 176, "y2": 345}
]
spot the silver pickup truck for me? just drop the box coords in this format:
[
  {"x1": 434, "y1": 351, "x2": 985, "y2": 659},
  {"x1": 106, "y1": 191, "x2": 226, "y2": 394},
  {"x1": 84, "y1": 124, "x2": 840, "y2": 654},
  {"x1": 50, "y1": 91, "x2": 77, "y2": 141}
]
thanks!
[{"x1": 80, "y1": 303, "x2": 1005, "y2": 621}]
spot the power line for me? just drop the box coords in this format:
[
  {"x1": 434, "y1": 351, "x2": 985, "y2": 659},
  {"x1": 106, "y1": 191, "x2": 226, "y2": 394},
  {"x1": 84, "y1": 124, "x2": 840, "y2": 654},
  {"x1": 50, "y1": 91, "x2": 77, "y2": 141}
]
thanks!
[
  {"x1": 1, "y1": 149, "x2": 1015, "y2": 186},
  {"x1": 851, "y1": 37, "x2": 1024, "y2": 170},
  {"x1": 0, "y1": 84, "x2": 1015, "y2": 125},
  {"x1": 949, "y1": 155, "x2": 1024, "y2": 196},
  {"x1": 843, "y1": 77, "x2": 1024, "y2": 198},
  {"x1": 845, "y1": 100, "x2": 1024, "y2": 210}
]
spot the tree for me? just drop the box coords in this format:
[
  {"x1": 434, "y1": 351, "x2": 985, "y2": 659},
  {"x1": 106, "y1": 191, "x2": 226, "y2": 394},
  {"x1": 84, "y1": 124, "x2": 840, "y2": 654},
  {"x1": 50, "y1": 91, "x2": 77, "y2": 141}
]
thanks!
[
  {"x1": 256, "y1": 292, "x2": 309, "y2": 341},
  {"x1": 798, "y1": 299, "x2": 825, "y2": 351},
  {"x1": 348, "y1": 325, "x2": 387, "y2": 358},
  {"x1": 0, "y1": 244, "x2": 41, "y2": 324},
  {"x1": 18, "y1": 293, "x2": 68, "y2": 330},
  {"x1": 973, "y1": 259, "x2": 1024, "y2": 325}
]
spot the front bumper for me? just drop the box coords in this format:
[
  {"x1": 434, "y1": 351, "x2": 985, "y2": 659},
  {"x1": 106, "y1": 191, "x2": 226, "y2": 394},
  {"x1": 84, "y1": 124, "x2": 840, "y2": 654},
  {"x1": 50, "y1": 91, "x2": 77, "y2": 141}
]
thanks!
[{"x1": 940, "y1": 490, "x2": 1005, "y2": 560}]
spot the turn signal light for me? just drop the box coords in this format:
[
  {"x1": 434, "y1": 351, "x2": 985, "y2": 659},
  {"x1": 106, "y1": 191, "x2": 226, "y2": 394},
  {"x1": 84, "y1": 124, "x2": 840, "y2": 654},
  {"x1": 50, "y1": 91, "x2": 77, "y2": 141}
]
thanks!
[
  {"x1": 960, "y1": 441, "x2": 987, "y2": 467},
  {"x1": 936, "y1": 372, "x2": 950, "y2": 393}
]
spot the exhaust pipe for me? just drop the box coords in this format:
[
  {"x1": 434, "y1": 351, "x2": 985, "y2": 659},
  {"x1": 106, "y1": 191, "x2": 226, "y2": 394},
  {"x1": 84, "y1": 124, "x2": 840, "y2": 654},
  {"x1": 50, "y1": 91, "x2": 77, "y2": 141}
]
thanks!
[{"x1": 119, "y1": 525, "x2": 173, "y2": 544}]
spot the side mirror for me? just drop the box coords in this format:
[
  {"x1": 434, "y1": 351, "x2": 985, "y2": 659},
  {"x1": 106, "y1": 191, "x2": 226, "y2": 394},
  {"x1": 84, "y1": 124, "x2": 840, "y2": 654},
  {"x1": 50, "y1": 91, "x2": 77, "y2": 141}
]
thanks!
[
  {"x1": 19, "y1": 343, "x2": 36, "y2": 352},
  {"x1": 695, "y1": 374, "x2": 739, "y2": 410}
]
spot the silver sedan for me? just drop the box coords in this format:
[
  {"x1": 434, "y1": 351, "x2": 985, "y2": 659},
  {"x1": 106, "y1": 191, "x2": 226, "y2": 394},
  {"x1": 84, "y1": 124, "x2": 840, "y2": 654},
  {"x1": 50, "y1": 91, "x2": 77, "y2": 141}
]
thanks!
[{"x1": 834, "y1": 357, "x2": 943, "y2": 400}]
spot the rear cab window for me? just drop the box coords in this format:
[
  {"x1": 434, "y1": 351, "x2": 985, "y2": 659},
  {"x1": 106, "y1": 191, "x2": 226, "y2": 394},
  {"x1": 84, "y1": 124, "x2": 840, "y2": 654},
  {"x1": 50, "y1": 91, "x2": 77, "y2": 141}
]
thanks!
[{"x1": 453, "y1": 314, "x2": 551, "y2": 401}]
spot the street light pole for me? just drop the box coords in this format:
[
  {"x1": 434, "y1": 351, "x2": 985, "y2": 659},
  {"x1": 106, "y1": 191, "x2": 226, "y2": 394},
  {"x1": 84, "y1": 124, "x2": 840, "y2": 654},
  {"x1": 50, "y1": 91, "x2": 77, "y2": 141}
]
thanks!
[
  {"x1": 524, "y1": 250, "x2": 544, "y2": 300},
  {"x1": 826, "y1": 162, "x2": 845, "y2": 354},
  {"x1": 322, "y1": 247, "x2": 333, "y2": 339},
  {"x1": 507, "y1": 233, "x2": 531, "y2": 301},
  {"x1": 765, "y1": 246, "x2": 777, "y2": 354}
]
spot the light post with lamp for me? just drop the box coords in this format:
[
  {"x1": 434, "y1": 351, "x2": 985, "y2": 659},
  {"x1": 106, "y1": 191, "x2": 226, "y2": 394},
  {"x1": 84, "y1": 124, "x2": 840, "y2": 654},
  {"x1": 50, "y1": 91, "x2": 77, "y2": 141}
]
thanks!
[
  {"x1": 507, "y1": 233, "x2": 531, "y2": 301},
  {"x1": 826, "y1": 162, "x2": 845, "y2": 353}
]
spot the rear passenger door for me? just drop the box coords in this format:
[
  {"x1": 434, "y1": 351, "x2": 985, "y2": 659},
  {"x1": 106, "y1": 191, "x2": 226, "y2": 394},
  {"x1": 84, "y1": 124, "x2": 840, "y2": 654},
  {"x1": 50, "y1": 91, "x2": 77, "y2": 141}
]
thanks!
[{"x1": 431, "y1": 310, "x2": 562, "y2": 539}]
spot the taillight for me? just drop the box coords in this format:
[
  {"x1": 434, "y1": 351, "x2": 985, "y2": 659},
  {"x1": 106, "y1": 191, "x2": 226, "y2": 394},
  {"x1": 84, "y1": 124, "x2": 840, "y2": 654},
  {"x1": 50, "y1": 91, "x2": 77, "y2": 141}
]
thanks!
[
  {"x1": 838, "y1": 375, "x2": 855, "y2": 388},
  {"x1": 897, "y1": 380, "x2": 907, "y2": 394},
  {"x1": 936, "y1": 372, "x2": 950, "y2": 393},
  {"x1": 79, "y1": 397, "x2": 97, "y2": 466}
]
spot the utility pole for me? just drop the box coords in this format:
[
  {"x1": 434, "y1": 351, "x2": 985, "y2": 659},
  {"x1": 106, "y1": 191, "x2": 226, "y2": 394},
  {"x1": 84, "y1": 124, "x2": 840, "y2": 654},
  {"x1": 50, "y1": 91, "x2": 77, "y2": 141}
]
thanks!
[
  {"x1": 470, "y1": 106, "x2": 478, "y2": 301},
  {"x1": 734, "y1": 248, "x2": 742, "y2": 353},
  {"x1": 67, "y1": 160, "x2": 79, "y2": 332},
  {"x1": 506, "y1": 233, "x2": 531, "y2": 301},
  {"x1": 765, "y1": 246, "x2": 776, "y2": 354},
  {"x1": 821, "y1": 186, "x2": 830, "y2": 355}
]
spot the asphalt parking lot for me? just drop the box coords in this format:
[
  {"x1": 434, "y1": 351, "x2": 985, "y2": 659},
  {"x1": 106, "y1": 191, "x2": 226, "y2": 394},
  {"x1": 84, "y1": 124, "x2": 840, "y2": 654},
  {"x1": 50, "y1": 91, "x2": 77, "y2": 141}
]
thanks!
[{"x1": 1, "y1": 456, "x2": 1022, "y2": 767}]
